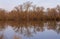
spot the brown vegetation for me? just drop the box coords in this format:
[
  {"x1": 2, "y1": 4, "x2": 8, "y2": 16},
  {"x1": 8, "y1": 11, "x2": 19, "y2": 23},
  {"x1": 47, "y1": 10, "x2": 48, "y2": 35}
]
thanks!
[{"x1": 0, "y1": 2, "x2": 60, "y2": 21}]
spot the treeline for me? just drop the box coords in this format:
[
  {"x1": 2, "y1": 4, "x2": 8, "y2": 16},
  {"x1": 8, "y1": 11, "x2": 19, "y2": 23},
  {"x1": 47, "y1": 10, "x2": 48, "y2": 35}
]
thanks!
[{"x1": 0, "y1": 1, "x2": 60, "y2": 21}]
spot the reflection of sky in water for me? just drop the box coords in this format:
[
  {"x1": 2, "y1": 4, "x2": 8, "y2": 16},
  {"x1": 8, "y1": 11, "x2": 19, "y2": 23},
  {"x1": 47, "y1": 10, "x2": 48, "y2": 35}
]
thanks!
[
  {"x1": 0, "y1": 26, "x2": 22, "y2": 39},
  {"x1": 3, "y1": 26, "x2": 15, "y2": 39},
  {"x1": 22, "y1": 29, "x2": 60, "y2": 39},
  {"x1": 0, "y1": 21, "x2": 60, "y2": 39}
]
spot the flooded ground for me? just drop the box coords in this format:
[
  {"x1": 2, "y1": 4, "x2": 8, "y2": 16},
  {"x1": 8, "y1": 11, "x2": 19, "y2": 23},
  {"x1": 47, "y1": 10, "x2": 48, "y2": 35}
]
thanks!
[{"x1": 0, "y1": 21, "x2": 60, "y2": 39}]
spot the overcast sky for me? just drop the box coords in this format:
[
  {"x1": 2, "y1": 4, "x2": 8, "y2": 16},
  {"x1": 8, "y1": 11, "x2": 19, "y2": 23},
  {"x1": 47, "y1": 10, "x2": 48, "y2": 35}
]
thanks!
[{"x1": 0, "y1": 0, "x2": 60, "y2": 11}]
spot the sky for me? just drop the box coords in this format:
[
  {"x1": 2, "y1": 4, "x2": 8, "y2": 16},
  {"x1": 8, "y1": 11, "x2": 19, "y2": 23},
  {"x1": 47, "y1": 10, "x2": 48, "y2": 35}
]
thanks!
[{"x1": 0, "y1": 0, "x2": 60, "y2": 11}]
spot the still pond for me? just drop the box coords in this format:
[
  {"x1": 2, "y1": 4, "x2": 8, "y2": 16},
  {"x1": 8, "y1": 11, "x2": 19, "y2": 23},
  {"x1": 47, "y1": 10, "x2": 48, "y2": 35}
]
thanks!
[{"x1": 0, "y1": 21, "x2": 60, "y2": 39}]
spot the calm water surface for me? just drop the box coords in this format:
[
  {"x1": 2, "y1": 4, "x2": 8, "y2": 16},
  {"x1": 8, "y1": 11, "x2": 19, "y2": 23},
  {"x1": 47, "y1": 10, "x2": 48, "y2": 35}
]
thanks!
[{"x1": 0, "y1": 21, "x2": 60, "y2": 39}]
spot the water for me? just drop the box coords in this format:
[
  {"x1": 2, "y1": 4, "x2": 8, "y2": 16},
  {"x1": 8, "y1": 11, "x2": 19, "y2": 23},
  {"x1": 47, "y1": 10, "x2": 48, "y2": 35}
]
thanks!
[{"x1": 0, "y1": 21, "x2": 60, "y2": 39}]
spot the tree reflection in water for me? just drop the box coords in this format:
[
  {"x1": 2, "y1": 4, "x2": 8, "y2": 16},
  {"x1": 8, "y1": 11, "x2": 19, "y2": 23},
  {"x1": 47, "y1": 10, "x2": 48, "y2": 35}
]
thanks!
[
  {"x1": 0, "y1": 21, "x2": 60, "y2": 39},
  {"x1": 0, "y1": 26, "x2": 22, "y2": 39}
]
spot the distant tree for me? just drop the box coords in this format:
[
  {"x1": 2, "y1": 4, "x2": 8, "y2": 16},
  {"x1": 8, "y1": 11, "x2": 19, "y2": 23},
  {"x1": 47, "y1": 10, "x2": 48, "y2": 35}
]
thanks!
[
  {"x1": 23, "y1": 1, "x2": 32, "y2": 12},
  {"x1": 0, "y1": 9, "x2": 6, "y2": 20},
  {"x1": 56, "y1": 5, "x2": 60, "y2": 13},
  {"x1": 47, "y1": 8, "x2": 57, "y2": 20}
]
